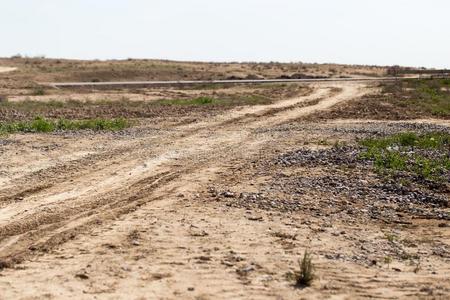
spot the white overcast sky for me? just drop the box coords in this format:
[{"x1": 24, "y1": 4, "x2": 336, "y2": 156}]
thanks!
[{"x1": 1, "y1": 0, "x2": 449, "y2": 68}]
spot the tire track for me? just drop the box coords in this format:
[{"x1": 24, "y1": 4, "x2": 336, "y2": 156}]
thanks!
[{"x1": 0, "y1": 83, "x2": 364, "y2": 270}]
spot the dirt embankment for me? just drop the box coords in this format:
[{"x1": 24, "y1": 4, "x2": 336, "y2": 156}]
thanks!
[{"x1": 0, "y1": 57, "x2": 387, "y2": 94}]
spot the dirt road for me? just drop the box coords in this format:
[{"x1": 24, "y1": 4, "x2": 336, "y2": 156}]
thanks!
[
  {"x1": 44, "y1": 77, "x2": 417, "y2": 88},
  {"x1": 0, "y1": 82, "x2": 449, "y2": 299}
]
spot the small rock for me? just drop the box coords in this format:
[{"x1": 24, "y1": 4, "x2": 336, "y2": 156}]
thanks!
[
  {"x1": 195, "y1": 256, "x2": 211, "y2": 262},
  {"x1": 122, "y1": 265, "x2": 132, "y2": 272},
  {"x1": 222, "y1": 191, "x2": 235, "y2": 198},
  {"x1": 222, "y1": 261, "x2": 234, "y2": 267},
  {"x1": 247, "y1": 216, "x2": 263, "y2": 221},
  {"x1": 190, "y1": 229, "x2": 209, "y2": 237},
  {"x1": 236, "y1": 265, "x2": 255, "y2": 276}
]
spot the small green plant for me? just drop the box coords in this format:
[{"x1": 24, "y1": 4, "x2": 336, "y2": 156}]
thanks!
[
  {"x1": 32, "y1": 116, "x2": 55, "y2": 132},
  {"x1": 32, "y1": 87, "x2": 46, "y2": 96},
  {"x1": 318, "y1": 139, "x2": 331, "y2": 146},
  {"x1": 384, "y1": 256, "x2": 393, "y2": 268},
  {"x1": 296, "y1": 250, "x2": 315, "y2": 287},
  {"x1": 384, "y1": 233, "x2": 397, "y2": 243},
  {"x1": 413, "y1": 259, "x2": 421, "y2": 274},
  {"x1": 333, "y1": 140, "x2": 348, "y2": 148}
]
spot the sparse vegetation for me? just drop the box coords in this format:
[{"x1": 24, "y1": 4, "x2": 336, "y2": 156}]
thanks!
[
  {"x1": 31, "y1": 87, "x2": 46, "y2": 96},
  {"x1": 0, "y1": 116, "x2": 129, "y2": 134},
  {"x1": 413, "y1": 259, "x2": 421, "y2": 274},
  {"x1": 383, "y1": 79, "x2": 450, "y2": 117},
  {"x1": 308, "y1": 78, "x2": 450, "y2": 120},
  {"x1": 384, "y1": 233, "x2": 398, "y2": 243},
  {"x1": 359, "y1": 132, "x2": 450, "y2": 183},
  {"x1": 384, "y1": 256, "x2": 393, "y2": 268},
  {"x1": 296, "y1": 251, "x2": 315, "y2": 287},
  {"x1": 156, "y1": 97, "x2": 215, "y2": 106},
  {"x1": 0, "y1": 91, "x2": 282, "y2": 122},
  {"x1": 156, "y1": 94, "x2": 272, "y2": 106}
]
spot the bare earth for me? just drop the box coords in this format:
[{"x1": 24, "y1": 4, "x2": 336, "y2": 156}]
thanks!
[
  {"x1": 0, "y1": 67, "x2": 17, "y2": 74},
  {"x1": 0, "y1": 82, "x2": 449, "y2": 299}
]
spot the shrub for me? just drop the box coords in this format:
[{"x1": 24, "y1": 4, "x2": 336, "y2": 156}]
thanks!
[
  {"x1": 31, "y1": 116, "x2": 55, "y2": 132},
  {"x1": 296, "y1": 251, "x2": 315, "y2": 287},
  {"x1": 32, "y1": 87, "x2": 46, "y2": 96}
]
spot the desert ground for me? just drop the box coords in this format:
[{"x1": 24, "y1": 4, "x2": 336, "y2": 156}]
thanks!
[{"x1": 0, "y1": 59, "x2": 449, "y2": 299}]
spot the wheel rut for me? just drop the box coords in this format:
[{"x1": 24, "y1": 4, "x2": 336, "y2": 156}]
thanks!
[{"x1": 0, "y1": 83, "x2": 363, "y2": 269}]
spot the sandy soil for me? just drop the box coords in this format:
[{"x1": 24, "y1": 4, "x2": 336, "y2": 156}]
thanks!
[
  {"x1": 0, "y1": 67, "x2": 17, "y2": 74},
  {"x1": 0, "y1": 82, "x2": 449, "y2": 299}
]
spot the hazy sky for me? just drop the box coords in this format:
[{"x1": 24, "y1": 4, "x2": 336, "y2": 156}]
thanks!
[{"x1": 1, "y1": 0, "x2": 449, "y2": 68}]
